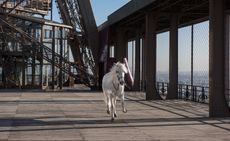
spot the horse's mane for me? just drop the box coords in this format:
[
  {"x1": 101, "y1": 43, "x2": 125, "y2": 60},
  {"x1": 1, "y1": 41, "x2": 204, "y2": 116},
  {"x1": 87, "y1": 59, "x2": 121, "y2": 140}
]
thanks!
[
  {"x1": 110, "y1": 62, "x2": 128, "y2": 73},
  {"x1": 110, "y1": 63, "x2": 118, "y2": 73}
]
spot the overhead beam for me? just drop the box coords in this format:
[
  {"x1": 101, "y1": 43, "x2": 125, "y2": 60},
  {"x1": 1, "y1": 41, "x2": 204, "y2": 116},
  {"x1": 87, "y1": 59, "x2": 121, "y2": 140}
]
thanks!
[{"x1": 108, "y1": 0, "x2": 156, "y2": 26}]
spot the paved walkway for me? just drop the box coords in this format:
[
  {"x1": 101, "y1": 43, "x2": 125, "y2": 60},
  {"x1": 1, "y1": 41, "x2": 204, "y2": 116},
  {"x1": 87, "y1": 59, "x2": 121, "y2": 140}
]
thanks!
[{"x1": 0, "y1": 91, "x2": 229, "y2": 141}]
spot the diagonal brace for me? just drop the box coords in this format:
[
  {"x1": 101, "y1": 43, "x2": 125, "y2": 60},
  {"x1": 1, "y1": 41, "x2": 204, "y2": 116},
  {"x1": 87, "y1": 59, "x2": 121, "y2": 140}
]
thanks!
[{"x1": 7, "y1": 0, "x2": 25, "y2": 15}]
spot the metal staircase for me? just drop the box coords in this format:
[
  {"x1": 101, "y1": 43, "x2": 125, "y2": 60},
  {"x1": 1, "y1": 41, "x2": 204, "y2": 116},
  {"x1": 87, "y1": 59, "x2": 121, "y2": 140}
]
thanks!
[
  {"x1": 0, "y1": 0, "x2": 99, "y2": 88},
  {"x1": 0, "y1": 17, "x2": 96, "y2": 87}
]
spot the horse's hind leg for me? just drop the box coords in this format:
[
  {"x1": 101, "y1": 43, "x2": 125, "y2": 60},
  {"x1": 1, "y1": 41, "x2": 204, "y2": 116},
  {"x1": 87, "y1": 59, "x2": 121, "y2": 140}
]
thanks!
[
  {"x1": 120, "y1": 94, "x2": 127, "y2": 113},
  {"x1": 106, "y1": 95, "x2": 110, "y2": 114},
  {"x1": 110, "y1": 96, "x2": 115, "y2": 121},
  {"x1": 113, "y1": 97, "x2": 117, "y2": 117},
  {"x1": 103, "y1": 91, "x2": 110, "y2": 114},
  {"x1": 107, "y1": 94, "x2": 111, "y2": 115}
]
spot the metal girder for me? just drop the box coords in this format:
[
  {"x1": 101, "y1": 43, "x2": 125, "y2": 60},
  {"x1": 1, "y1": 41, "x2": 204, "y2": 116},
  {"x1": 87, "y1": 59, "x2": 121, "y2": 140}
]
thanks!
[
  {"x1": 0, "y1": 0, "x2": 99, "y2": 88},
  {"x1": 56, "y1": 0, "x2": 99, "y2": 87},
  {"x1": 0, "y1": 0, "x2": 50, "y2": 15},
  {"x1": 56, "y1": 0, "x2": 72, "y2": 26},
  {"x1": 77, "y1": 0, "x2": 99, "y2": 66},
  {"x1": 7, "y1": 0, "x2": 25, "y2": 14},
  {"x1": 0, "y1": 0, "x2": 8, "y2": 8}
]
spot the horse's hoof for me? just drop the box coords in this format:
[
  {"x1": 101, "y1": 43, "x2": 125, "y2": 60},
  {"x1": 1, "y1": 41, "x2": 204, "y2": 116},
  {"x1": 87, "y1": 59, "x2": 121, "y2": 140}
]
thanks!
[
  {"x1": 111, "y1": 118, "x2": 114, "y2": 122},
  {"x1": 123, "y1": 109, "x2": 127, "y2": 113},
  {"x1": 114, "y1": 113, "x2": 117, "y2": 117},
  {"x1": 107, "y1": 110, "x2": 110, "y2": 114}
]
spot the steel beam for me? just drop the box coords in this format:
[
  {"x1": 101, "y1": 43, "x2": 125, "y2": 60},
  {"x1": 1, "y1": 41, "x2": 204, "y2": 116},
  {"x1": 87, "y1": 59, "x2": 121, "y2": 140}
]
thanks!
[
  {"x1": 134, "y1": 34, "x2": 140, "y2": 91},
  {"x1": 145, "y1": 12, "x2": 161, "y2": 100},
  {"x1": 40, "y1": 25, "x2": 44, "y2": 87},
  {"x1": 56, "y1": 0, "x2": 99, "y2": 87},
  {"x1": 108, "y1": 0, "x2": 156, "y2": 26},
  {"x1": 0, "y1": 0, "x2": 8, "y2": 8},
  {"x1": 7, "y1": 0, "x2": 25, "y2": 14},
  {"x1": 77, "y1": 0, "x2": 99, "y2": 68},
  {"x1": 59, "y1": 27, "x2": 63, "y2": 90},
  {"x1": 167, "y1": 14, "x2": 178, "y2": 99},
  {"x1": 209, "y1": 0, "x2": 230, "y2": 117},
  {"x1": 51, "y1": 26, "x2": 55, "y2": 89},
  {"x1": 56, "y1": 0, "x2": 72, "y2": 26}
]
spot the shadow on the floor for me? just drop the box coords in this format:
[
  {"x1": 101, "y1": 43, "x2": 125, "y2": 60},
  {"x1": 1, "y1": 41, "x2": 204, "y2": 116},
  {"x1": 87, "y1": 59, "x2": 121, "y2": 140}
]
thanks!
[{"x1": 0, "y1": 116, "x2": 229, "y2": 132}]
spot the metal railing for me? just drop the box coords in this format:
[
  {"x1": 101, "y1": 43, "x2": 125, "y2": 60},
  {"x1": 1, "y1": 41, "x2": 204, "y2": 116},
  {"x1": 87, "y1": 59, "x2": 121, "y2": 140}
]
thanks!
[
  {"x1": 156, "y1": 82, "x2": 168, "y2": 99},
  {"x1": 178, "y1": 84, "x2": 209, "y2": 103},
  {"x1": 156, "y1": 82, "x2": 209, "y2": 103},
  {"x1": 156, "y1": 82, "x2": 230, "y2": 107}
]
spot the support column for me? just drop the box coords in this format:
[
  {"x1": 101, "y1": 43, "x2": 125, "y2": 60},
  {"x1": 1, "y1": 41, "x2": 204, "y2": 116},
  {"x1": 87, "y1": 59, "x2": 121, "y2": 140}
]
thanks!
[
  {"x1": 59, "y1": 28, "x2": 63, "y2": 90},
  {"x1": 51, "y1": 26, "x2": 55, "y2": 89},
  {"x1": 31, "y1": 27, "x2": 36, "y2": 87},
  {"x1": 40, "y1": 26, "x2": 44, "y2": 88},
  {"x1": 32, "y1": 46, "x2": 36, "y2": 87},
  {"x1": 115, "y1": 27, "x2": 126, "y2": 62},
  {"x1": 167, "y1": 14, "x2": 178, "y2": 99},
  {"x1": 226, "y1": 15, "x2": 230, "y2": 105},
  {"x1": 145, "y1": 12, "x2": 161, "y2": 100},
  {"x1": 22, "y1": 42, "x2": 25, "y2": 88},
  {"x1": 209, "y1": 0, "x2": 230, "y2": 117},
  {"x1": 134, "y1": 35, "x2": 140, "y2": 91}
]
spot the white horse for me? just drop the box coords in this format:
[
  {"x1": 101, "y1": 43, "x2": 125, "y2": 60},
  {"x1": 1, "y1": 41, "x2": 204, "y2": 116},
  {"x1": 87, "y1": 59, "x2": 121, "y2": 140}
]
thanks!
[{"x1": 102, "y1": 62, "x2": 128, "y2": 121}]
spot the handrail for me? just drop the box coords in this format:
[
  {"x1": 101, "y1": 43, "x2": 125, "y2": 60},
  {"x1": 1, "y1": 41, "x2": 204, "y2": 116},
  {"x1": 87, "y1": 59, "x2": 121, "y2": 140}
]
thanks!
[
  {"x1": 156, "y1": 81, "x2": 230, "y2": 106},
  {"x1": 156, "y1": 82, "x2": 209, "y2": 103}
]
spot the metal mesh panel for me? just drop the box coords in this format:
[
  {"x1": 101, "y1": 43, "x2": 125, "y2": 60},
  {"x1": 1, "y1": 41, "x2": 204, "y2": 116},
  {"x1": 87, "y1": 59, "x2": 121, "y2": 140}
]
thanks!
[
  {"x1": 156, "y1": 32, "x2": 169, "y2": 98},
  {"x1": 156, "y1": 32, "x2": 169, "y2": 83},
  {"x1": 178, "y1": 21, "x2": 209, "y2": 103},
  {"x1": 178, "y1": 26, "x2": 191, "y2": 85},
  {"x1": 193, "y1": 21, "x2": 209, "y2": 87}
]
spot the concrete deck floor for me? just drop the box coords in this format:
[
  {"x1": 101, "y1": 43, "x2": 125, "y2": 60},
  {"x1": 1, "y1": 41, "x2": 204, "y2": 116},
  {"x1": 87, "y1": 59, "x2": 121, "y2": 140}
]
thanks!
[{"x1": 0, "y1": 91, "x2": 229, "y2": 141}]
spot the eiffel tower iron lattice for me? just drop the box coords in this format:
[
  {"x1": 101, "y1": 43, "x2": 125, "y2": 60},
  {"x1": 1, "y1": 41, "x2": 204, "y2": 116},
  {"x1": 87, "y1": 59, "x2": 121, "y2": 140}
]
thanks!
[
  {"x1": 0, "y1": 17, "x2": 96, "y2": 87},
  {"x1": 0, "y1": 0, "x2": 99, "y2": 88}
]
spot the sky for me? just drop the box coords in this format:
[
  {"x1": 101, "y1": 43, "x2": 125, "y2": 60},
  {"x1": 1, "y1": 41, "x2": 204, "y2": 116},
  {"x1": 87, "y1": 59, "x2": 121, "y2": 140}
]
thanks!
[
  {"x1": 91, "y1": 0, "x2": 129, "y2": 26},
  {"x1": 52, "y1": 0, "x2": 129, "y2": 26}
]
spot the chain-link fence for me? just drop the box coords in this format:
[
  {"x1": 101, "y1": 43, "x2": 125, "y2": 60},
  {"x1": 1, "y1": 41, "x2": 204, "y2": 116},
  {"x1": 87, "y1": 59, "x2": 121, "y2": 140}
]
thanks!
[
  {"x1": 178, "y1": 21, "x2": 209, "y2": 103},
  {"x1": 156, "y1": 32, "x2": 169, "y2": 83},
  {"x1": 155, "y1": 21, "x2": 209, "y2": 102},
  {"x1": 193, "y1": 21, "x2": 209, "y2": 87},
  {"x1": 178, "y1": 26, "x2": 191, "y2": 85}
]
